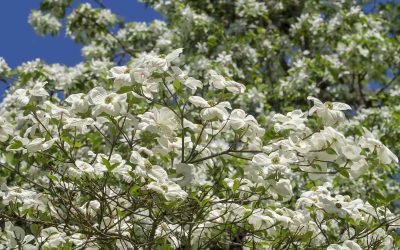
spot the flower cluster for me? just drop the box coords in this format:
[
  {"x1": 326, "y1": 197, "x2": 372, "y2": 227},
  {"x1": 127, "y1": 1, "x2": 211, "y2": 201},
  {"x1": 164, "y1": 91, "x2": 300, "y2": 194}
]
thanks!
[
  {"x1": 28, "y1": 10, "x2": 61, "y2": 36},
  {"x1": 2, "y1": 0, "x2": 400, "y2": 248},
  {"x1": 0, "y1": 49, "x2": 398, "y2": 249}
]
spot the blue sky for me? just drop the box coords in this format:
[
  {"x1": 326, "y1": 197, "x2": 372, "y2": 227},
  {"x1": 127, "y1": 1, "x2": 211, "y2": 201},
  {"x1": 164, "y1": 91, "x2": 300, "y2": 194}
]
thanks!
[{"x1": 0, "y1": 1, "x2": 162, "y2": 98}]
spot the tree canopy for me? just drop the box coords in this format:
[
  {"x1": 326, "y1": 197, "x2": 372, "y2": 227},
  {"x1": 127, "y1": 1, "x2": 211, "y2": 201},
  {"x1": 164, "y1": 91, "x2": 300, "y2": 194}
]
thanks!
[{"x1": 0, "y1": 0, "x2": 399, "y2": 249}]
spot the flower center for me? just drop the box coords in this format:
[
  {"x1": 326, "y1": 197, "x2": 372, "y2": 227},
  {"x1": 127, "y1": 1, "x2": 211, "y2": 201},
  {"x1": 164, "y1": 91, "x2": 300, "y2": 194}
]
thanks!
[
  {"x1": 161, "y1": 184, "x2": 168, "y2": 192},
  {"x1": 271, "y1": 156, "x2": 280, "y2": 164},
  {"x1": 324, "y1": 101, "x2": 333, "y2": 109},
  {"x1": 105, "y1": 96, "x2": 113, "y2": 104},
  {"x1": 144, "y1": 160, "x2": 152, "y2": 170},
  {"x1": 155, "y1": 123, "x2": 163, "y2": 129},
  {"x1": 207, "y1": 100, "x2": 215, "y2": 106}
]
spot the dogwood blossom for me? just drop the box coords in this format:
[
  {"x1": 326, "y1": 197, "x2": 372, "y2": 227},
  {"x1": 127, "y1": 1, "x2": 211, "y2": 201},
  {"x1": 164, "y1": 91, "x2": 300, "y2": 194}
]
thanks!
[
  {"x1": 308, "y1": 96, "x2": 351, "y2": 125},
  {"x1": 146, "y1": 180, "x2": 188, "y2": 201},
  {"x1": 89, "y1": 87, "x2": 127, "y2": 116},
  {"x1": 14, "y1": 81, "x2": 49, "y2": 105},
  {"x1": 65, "y1": 93, "x2": 89, "y2": 113},
  {"x1": 208, "y1": 70, "x2": 246, "y2": 94},
  {"x1": 0, "y1": 117, "x2": 13, "y2": 142},
  {"x1": 188, "y1": 96, "x2": 232, "y2": 120},
  {"x1": 1, "y1": 18, "x2": 399, "y2": 248},
  {"x1": 130, "y1": 151, "x2": 168, "y2": 181},
  {"x1": 359, "y1": 127, "x2": 398, "y2": 164},
  {"x1": 138, "y1": 107, "x2": 179, "y2": 137}
]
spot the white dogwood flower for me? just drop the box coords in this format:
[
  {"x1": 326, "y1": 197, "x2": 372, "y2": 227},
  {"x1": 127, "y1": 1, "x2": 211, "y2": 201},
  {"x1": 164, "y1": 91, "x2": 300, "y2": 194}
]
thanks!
[
  {"x1": 63, "y1": 117, "x2": 94, "y2": 134},
  {"x1": 14, "y1": 81, "x2": 49, "y2": 105},
  {"x1": 307, "y1": 96, "x2": 351, "y2": 125},
  {"x1": 138, "y1": 107, "x2": 179, "y2": 138},
  {"x1": 89, "y1": 87, "x2": 127, "y2": 116},
  {"x1": 108, "y1": 66, "x2": 132, "y2": 89},
  {"x1": 359, "y1": 127, "x2": 398, "y2": 164},
  {"x1": 188, "y1": 96, "x2": 231, "y2": 120},
  {"x1": 146, "y1": 181, "x2": 188, "y2": 201},
  {"x1": 0, "y1": 117, "x2": 13, "y2": 142},
  {"x1": 208, "y1": 70, "x2": 245, "y2": 94},
  {"x1": 228, "y1": 109, "x2": 257, "y2": 130},
  {"x1": 6, "y1": 136, "x2": 56, "y2": 153},
  {"x1": 171, "y1": 66, "x2": 203, "y2": 91},
  {"x1": 273, "y1": 110, "x2": 307, "y2": 132},
  {"x1": 130, "y1": 151, "x2": 168, "y2": 181},
  {"x1": 65, "y1": 93, "x2": 89, "y2": 114}
]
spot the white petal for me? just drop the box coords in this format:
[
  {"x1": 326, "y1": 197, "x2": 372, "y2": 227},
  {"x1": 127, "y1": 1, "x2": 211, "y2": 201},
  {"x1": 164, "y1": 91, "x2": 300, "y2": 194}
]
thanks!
[
  {"x1": 332, "y1": 102, "x2": 351, "y2": 111},
  {"x1": 165, "y1": 48, "x2": 183, "y2": 63},
  {"x1": 188, "y1": 96, "x2": 209, "y2": 108},
  {"x1": 89, "y1": 87, "x2": 107, "y2": 105}
]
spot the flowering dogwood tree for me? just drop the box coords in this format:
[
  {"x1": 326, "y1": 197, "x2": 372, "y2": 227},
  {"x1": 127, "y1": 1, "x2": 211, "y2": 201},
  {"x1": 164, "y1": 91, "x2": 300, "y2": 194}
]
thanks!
[{"x1": 0, "y1": 0, "x2": 399, "y2": 249}]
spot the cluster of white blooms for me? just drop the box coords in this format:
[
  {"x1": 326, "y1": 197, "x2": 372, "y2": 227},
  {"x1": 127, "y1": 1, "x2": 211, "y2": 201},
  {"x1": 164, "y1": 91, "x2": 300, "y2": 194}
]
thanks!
[
  {"x1": 66, "y1": 3, "x2": 116, "y2": 43},
  {"x1": 0, "y1": 57, "x2": 10, "y2": 75},
  {"x1": 81, "y1": 43, "x2": 109, "y2": 59},
  {"x1": 235, "y1": 0, "x2": 268, "y2": 18},
  {"x1": 28, "y1": 10, "x2": 61, "y2": 36},
  {"x1": 0, "y1": 49, "x2": 398, "y2": 249},
  {"x1": 2, "y1": 0, "x2": 399, "y2": 248}
]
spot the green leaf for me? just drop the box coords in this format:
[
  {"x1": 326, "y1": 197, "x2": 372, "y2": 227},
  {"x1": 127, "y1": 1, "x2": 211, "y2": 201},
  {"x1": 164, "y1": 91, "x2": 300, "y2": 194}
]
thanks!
[
  {"x1": 332, "y1": 163, "x2": 350, "y2": 178},
  {"x1": 7, "y1": 140, "x2": 23, "y2": 150},
  {"x1": 4, "y1": 152, "x2": 14, "y2": 164},
  {"x1": 100, "y1": 155, "x2": 119, "y2": 172},
  {"x1": 338, "y1": 169, "x2": 350, "y2": 178},
  {"x1": 386, "y1": 193, "x2": 400, "y2": 202},
  {"x1": 117, "y1": 86, "x2": 134, "y2": 94},
  {"x1": 173, "y1": 80, "x2": 181, "y2": 91},
  {"x1": 232, "y1": 179, "x2": 240, "y2": 192},
  {"x1": 326, "y1": 147, "x2": 337, "y2": 155},
  {"x1": 129, "y1": 185, "x2": 140, "y2": 196},
  {"x1": 201, "y1": 198, "x2": 210, "y2": 206},
  {"x1": 111, "y1": 162, "x2": 119, "y2": 170},
  {"x1": 207, "y1": 35, "x2": 218, "y2": 47},
  {"x1": 30, "y1": 224, "x2": 40, "y2": 236},
  {"x1": 302, "y1": 231, "x2": 314, "y2": 241},
  {"x1": 116, "y1": 208, "x2": 124, "y2": 218},
  {"x1": 101, "y1": 157, "x2": 113, "y2": 172},
  {"x1": 48, "y1": 175, "x2": 59, "y2": 182}
]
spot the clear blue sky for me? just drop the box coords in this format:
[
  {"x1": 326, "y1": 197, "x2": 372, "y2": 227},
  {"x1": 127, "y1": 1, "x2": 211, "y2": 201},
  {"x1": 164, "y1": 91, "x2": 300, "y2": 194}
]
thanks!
[{"x1": 0, "y1": 1, "x2": 162, "y2": 98}]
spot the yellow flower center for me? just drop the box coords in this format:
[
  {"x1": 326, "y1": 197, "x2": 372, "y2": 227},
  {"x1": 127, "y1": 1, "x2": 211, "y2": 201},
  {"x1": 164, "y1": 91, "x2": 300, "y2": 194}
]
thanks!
[
  {"x1": 144, "y1": 160, "x2": 152, "y2": 170},
  {"x1": 324, "y1": 101, "x2": 333, "y2": 109},
  {"x1": 156, "y1": 123, "x2": 163, "y2": 129},
  {"x1": 271, "y1": 156, "x2": 280, "y2": 164},
  {"x1": 105, "y1": 96, "x2": 113, "y2": 104},
  {"x1": 161, "y1": 184, "x2": 168, "y2": 192}
]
